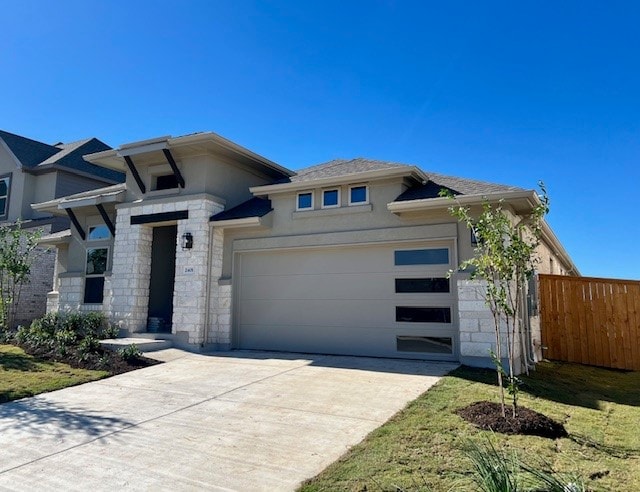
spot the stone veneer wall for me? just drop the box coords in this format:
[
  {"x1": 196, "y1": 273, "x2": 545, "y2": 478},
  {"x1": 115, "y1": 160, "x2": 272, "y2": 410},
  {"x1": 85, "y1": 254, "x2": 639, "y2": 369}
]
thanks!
[
  {"x1": 108, "y1": 196, "x2": 224, "y2": 346},
  {"x1": 206, "y1": 227, "x2": 231, "y2": 348},
  {"x1": 457, "y1": 279, "x2": 527, "y2": 373}
]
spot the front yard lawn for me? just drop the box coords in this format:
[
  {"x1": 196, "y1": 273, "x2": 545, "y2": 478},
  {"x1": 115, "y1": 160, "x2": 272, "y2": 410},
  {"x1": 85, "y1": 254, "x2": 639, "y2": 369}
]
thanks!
[
  {"x1": 0, "y1": 344, "x2": 107, "y2": 403},
  {"x1": 300, "y1": 361, "x2": 640, "y2": 491}
]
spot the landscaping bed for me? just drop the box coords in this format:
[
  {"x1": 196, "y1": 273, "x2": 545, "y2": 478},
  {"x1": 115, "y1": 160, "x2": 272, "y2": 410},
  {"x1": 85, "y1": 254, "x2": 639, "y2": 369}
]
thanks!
[
  {"x1": 0, "y1": 312, "x2": 159, "y2": 403},
  {"x1": 300, "y1": 362, "x2": 640, "y2": 491}
]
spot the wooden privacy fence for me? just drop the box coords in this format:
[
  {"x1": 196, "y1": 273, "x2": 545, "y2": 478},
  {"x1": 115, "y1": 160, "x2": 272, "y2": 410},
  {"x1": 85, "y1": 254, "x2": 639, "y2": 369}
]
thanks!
[{"x1": 539, "y1": 274, "x2": 640, "y2": 370}]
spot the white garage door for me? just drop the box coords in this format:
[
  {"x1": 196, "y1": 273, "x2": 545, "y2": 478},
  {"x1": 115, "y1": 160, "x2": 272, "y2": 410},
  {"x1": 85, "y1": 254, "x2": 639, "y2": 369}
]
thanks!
[{"x1": 234, "y1": 240, "x2": 458, "y2": 360}]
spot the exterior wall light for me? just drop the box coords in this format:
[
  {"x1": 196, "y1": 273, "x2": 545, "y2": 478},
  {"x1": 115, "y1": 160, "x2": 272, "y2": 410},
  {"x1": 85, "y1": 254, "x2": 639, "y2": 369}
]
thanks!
[{"x1": 181, "y1": 232, "x2": 193, "y2": 250}]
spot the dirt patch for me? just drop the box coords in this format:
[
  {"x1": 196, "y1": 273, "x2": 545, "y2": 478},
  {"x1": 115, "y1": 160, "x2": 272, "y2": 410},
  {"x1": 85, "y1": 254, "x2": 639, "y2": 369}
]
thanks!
[{"x1": 456, "y1": 401, "x2": 568, "y2": 439}]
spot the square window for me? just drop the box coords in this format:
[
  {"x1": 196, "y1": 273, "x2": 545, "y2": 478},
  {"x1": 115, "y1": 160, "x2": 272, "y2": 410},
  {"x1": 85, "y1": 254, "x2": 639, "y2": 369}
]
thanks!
[
  {"x1": 322, "y1": 189, "x2": 340, "y2": 208},
  {"x1": 349, "y1": 185, "x2": 368, "y2": 205},
  {"x1": 88, "y1": 225, "x2": 110, "y2": 241},
  {"x1": 297, "y1": 192, "x2": 313, "y2": 210}
]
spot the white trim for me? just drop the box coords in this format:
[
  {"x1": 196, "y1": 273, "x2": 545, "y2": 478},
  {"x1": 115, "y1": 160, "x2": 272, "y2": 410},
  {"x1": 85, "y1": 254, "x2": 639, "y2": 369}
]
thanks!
[
  {"x1": 321, "y1": 188, "x2": 341, "y2": 209},
  {"x1": 251, "y1": 167, "x2": 427, "y2": 195},
  {"x1": 348, "y1": 184, "x2": 369, "y2": 206},
  {"x1": 209, "y1": 215, "x2": 271, "y2": 229},
  {"x1": 296, "y1": 191, "x2": 314, "y2": 211}
]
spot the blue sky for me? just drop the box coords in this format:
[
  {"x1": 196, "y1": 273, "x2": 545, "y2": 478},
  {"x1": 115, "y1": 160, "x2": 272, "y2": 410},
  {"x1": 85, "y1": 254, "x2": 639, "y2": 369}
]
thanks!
[{"x1": 1, "y1": 1, "x2": 638, "y2": 279}]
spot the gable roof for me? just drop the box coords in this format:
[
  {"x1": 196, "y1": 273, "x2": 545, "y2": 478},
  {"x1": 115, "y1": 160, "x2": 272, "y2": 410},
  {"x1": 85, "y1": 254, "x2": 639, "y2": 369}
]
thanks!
[
  {"x1": 0, "y1": 130, "x2": 59, "y2": 167},
  {"x1": 0, "y1": 130, "x2": 124, "y2": 183},
  {"x1": 36, "y1": 138, "x2": 124, "y2": 182}
]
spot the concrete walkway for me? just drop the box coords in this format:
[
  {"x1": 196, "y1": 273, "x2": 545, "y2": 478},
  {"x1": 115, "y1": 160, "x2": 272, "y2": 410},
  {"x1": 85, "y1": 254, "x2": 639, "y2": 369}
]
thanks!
[{"x1": 0, "y1": 350, "x2": 457, "y2": 491}]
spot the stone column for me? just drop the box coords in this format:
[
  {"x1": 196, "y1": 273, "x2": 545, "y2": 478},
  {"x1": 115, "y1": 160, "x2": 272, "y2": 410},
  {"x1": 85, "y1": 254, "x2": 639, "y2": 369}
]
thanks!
[
  {"x1": 172, "y1": 198, "x2": 224, "y2": 346},
  {"x1": 108, "y1": 207, "x2": 153, "y2": 333},
  {"x1": 206, "y1": 227, "x2": 231, "y2": 349}
]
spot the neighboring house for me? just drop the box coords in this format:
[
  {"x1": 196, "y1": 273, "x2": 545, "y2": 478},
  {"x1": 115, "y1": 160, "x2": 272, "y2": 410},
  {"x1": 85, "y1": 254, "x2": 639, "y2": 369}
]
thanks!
[
  {"x1": 33, "y1": 131, "x2": 577, "y2": 369},
  {"x1": 0, "y1": 130, "x2": 124, "y2": 325}
]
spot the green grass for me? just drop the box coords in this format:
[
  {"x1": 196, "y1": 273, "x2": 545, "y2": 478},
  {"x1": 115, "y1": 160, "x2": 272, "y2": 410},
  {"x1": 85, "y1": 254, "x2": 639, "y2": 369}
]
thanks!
[
  {"x1": 300, "y1": 361, "x2": 640, "y2": 491},
  {"x1": 0, "y1": 344, "x2": 108, "y2": 403}
]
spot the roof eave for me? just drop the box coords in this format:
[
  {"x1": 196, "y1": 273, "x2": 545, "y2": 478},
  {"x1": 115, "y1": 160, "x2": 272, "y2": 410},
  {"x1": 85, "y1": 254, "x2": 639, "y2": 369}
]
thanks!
[
  {"x1": 387, "y1": 190, "x2": 540, "y2": 214},
  {"x1": 83, "y1": 132, "x2": 295, "y2": 177},
  {"x1": 250, "y1": 167, "x2": 427, "y2": 196},
  {"x1": 210, "y1": 213, "x2": 272, "y2": 229},
  {"x1": 541, "y1": 221, "x2": 580, "y2": 276}
]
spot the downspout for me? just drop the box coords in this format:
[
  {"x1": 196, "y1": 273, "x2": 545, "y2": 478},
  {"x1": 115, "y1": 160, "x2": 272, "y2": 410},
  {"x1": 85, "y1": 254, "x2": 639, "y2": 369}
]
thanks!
[
  {"x1": 200, "y1": 223, "x2": 215, "y2": 349},
  {"x1": 515, "y1": 216, "x2": 537, "y2": 371}
]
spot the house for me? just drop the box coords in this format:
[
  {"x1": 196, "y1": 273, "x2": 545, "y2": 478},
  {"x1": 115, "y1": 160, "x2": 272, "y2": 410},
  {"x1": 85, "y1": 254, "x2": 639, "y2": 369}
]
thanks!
[
  {"x1": 32, "y1": 131, "x2": 577, "y2": 369},
  {"x1": 0, "y1": 130, "x2": 124, "y2": 325}
]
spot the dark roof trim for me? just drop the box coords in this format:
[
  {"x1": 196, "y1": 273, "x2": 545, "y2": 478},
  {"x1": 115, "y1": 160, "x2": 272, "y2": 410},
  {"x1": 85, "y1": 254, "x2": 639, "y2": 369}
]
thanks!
[
  {"x1": 210, "y1": 197, "x2": 272, "y2": 222},
  {"x1": 131, "y1": 210, "x2": 188, "y2": 225},
  {"x1": 395, "y1": 181, "x2": 460, "y2": 202}
]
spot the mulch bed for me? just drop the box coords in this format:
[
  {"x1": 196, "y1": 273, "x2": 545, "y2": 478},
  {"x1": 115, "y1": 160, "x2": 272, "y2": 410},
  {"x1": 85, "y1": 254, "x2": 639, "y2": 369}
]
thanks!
[
  {"x1": 15, "y1": 342, "x2": 159, "y2": 375},
  {"x1": 456, "y1": 401, "x2": 568, "y2": 439}
]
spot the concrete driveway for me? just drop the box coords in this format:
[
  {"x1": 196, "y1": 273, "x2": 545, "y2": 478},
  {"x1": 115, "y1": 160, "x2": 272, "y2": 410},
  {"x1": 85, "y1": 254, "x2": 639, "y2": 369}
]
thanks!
[{"x1": 0, "y1": 350, "x2": 457, "y2": 491}]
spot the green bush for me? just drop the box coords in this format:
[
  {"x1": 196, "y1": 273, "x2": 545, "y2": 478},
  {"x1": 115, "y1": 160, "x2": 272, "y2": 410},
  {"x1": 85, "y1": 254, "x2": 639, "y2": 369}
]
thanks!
[
  {"x1": 16, "y1": 311, "x2": 115, "y2": 357},
  {"x1": 118, "y1": 344, "x2": 142, "y2": 361}
]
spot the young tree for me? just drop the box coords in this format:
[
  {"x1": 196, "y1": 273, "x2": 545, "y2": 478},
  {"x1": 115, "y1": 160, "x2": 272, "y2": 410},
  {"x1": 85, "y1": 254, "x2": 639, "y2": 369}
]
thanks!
[
  {"x1": 0, "y1": 222, "x2": 42, "y2": 330},
  {"x1": 443, "y1": 184, "x2": 549, "y2": 417}
]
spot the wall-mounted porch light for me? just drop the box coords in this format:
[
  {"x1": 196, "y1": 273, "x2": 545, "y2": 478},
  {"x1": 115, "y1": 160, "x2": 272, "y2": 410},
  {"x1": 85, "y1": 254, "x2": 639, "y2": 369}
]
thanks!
[{"x1": 181, "y1": 232, "x2": 193, "y2": 250}]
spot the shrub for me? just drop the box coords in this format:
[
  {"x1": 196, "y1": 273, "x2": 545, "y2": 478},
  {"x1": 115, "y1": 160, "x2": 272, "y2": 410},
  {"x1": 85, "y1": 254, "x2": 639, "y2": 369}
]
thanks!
[
  {"x1": 118, "y1": 344, "x2": 142, "y2": 361},
  {"x1": 15, "y1": 311, "x2": 115, "y2": 358}
]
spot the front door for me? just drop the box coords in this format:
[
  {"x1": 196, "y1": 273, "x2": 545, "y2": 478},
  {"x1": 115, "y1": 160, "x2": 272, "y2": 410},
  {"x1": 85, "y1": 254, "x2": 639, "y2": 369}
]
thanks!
[{"x1": 147, "y1": 225, "x2": 177, "y2": 333}]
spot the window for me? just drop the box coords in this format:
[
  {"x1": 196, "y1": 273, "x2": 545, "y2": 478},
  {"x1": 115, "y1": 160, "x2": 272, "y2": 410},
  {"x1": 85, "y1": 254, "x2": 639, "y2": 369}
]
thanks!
[
  {"x1": 322, "y1": 189, "x2": 340, "y2": 208},
  {"x1": 297, "y1": 191, "x2": 313, "y2": 211},
  {"x1": 155, "y1": 174, "x2": 179, "y2": 191},
  {"x1": 394, "y1": 248, "x2": 449, "y2": 266},
  {"x1": 395, "y1": 278, "x2": 450, "y2": 293},
  {"x1": 349, "y1": 185, "x2": 368, "y2": 205},
  {"x1": 0, "y1": 174, "x2": 10, "y2": 218},
  {"x1": 396, "y1": 306, "x2": 451, "y2": 323},
  {"x1": 88, "y1": 225, "x2": 110, "y2": 241},
  {"x1": 397, "y1": 336, "x2": 453, "y2": 354},
  {"x1": 84, "y1": 248, "x2": 108, "y2": 304}
]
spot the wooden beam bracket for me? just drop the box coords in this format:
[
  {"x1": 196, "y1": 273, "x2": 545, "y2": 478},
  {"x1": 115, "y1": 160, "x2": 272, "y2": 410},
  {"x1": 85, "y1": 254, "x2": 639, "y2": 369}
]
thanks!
[
  {"x1": 123, "y1": 155, "x2": 146, "y2": 194},
  {"x1": 66, "y1": 209, "x2": 86, "y2": 240},
  {"x1": 95, "y1": 204, "x2": 116, "y2": 237},
  {"x1": 162, "y1": 149, "x2": 185, "y2": 188}
]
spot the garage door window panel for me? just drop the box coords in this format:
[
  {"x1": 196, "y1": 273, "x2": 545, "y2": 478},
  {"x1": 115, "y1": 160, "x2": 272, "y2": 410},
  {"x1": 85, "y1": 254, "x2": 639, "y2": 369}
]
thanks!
[
  {"x1": 396, "y1": 306, "x2": 451, "y2": 323},
  {"x1": 395, "y1": 278, "x2": 449, "y2": 293},
  {"x1": 397, "y1": 336, "x2": 453, "y2": 354},
  {"x1": 394, "y1": 248, "x2": 449, "y2": 266}
]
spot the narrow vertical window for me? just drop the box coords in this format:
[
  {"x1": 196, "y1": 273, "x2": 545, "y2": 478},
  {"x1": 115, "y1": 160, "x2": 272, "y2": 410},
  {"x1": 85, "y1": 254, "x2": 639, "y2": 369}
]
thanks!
[
  {"x1": 84, "y1": 247, "x2": 108, "y2": 303},
  {"x1": 0, "y1": 175, "x2": 11, "y2": 219}
]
